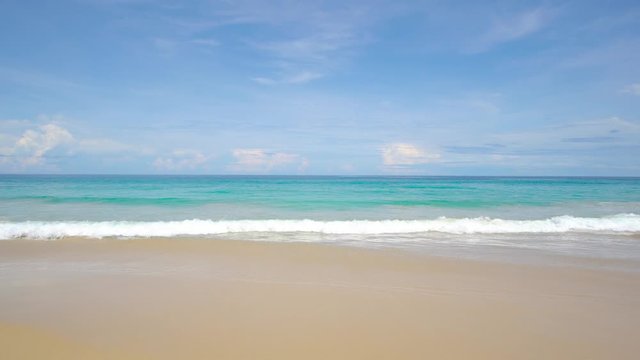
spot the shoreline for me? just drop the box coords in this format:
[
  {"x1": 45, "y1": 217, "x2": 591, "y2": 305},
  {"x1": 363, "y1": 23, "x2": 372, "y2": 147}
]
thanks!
[
  {"x1": 1, "y1": 238, "x2": 639, "y2": 359},
  {"x1": 3, "y1": 234, "x2": 639, "y2": 271}
]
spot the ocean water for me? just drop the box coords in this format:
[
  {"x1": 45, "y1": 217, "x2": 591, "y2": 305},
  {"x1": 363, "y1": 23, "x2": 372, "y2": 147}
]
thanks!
[{"x1": 1, "y1": 175, "x2": 639, "y2": 262}]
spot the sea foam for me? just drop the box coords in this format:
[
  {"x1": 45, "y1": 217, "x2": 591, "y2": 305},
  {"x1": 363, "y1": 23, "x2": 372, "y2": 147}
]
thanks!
[{"x1": 0, "y1": 214, "x2": 639, "y2": 239}]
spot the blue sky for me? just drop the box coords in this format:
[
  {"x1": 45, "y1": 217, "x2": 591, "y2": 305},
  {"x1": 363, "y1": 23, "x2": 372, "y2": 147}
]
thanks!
[{"x1": 1, "y1": 0, "x2": 639, "y2": 175}]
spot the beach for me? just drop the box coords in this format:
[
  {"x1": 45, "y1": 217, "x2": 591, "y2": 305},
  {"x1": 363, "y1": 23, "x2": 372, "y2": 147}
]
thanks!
[
  {"x1": 1, "y1": 176, "x2": 639, "y2": 358},
  {"x1": 1, "y1": 237, "x2": 638, "y2": 359},
  {"x1": 3, "y1": 0, "x2": 640, "y2": 356}
]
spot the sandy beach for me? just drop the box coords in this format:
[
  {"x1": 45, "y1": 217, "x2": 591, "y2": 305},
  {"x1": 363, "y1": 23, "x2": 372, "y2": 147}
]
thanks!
[
  {"x1": 3, "y1": 0, "x2": 640, "y2": 356},
  {"x1": 0, "y1": 238, "x2": 638, "y2": 359}
]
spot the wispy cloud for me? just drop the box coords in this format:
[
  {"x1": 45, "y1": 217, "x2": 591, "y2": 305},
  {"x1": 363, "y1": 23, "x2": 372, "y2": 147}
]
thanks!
[
  {"x1": 497, "y1": 117, "x2": 640, "y2": 148},
  {"x1": 229, "y1": 2, "x2": 377, "y2": 83},
  {"x1": 153, "y1": 149, "x2": 209, "y2": 171},
  {"x1": 438, "y1": 117, "x2": 640, "y2": 169},
  {"x1": 254, "y1": 24, "x2": 360, "y2": 61},
  {"x1": 467, "y1": 7, "x2": 554, "y2": 53},
  {"x1": 112, "y1": 1, "x2": 377, "y2": 83},
  {"x1": 622, "y1": 83, "x2": 640, "y2": 95},
  {"x1": 230, "y1": 148, "x2": 307, "y2": 172},
  {"x1": 252, "y1": 71, "x2": 324, "y2": 85},
  {"x1": 0, "y1": 66, "x2": 83, "y2": 92},
  {"x1": 152, "y1": 36, "x2": 220, "y2": 54}
]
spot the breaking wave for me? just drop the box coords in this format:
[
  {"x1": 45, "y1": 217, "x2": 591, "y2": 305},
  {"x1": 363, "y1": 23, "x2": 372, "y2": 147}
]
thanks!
[{"x1": 1, "y1": 214, "x2": 639, "y2": 239}]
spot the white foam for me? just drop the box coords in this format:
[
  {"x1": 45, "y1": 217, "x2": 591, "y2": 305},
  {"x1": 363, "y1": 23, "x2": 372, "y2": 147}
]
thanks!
[{"x1": 0, "y1": 214, "x2": 639, "y2": 239}]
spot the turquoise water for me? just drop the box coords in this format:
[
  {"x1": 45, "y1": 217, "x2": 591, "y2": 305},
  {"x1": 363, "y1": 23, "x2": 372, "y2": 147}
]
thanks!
[
  {"x1": 1, "y1": 175, "x2": 639, "y2": 221},
  {"x1": 1, "y1": 175, "x2": 639, "y2": 261}
]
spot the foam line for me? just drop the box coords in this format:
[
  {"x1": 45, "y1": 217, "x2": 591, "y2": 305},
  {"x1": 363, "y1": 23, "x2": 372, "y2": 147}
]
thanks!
[{"x1": 1, "y1": 214, "x2": 639, "y2": 239}]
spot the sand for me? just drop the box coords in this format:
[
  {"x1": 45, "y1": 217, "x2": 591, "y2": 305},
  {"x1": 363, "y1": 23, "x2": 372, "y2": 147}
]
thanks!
[{"x1": 0, "y1": 238, "x2": 638, "y2": 359}]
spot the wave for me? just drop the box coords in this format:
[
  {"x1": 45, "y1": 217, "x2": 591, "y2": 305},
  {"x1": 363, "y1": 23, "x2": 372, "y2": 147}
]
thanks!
[{"x1": 0, "y1": 214, "x2": 639, "y2": 239}]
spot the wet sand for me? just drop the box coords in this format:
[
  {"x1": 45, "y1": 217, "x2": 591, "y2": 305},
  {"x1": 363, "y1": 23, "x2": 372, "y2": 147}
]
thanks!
[{"x1": 0, "y1": 238, "x2": 639, "y2": 359}]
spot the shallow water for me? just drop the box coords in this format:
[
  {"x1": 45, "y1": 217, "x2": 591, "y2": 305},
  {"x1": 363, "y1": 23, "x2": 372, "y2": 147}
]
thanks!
[{"x1": 1, "y1": 175, "x2": 639, "y2": 261}]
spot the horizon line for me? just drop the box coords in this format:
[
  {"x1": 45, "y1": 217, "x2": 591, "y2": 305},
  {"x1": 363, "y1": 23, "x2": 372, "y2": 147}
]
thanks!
[{"x1": 1, "y1": 173, "x2": 640, "y2": 179}]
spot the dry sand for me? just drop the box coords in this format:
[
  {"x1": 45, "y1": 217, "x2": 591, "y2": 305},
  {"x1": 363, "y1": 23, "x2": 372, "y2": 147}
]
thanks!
[{"x1": 0, "y1": 238, "x2": 638, "y2": 359}]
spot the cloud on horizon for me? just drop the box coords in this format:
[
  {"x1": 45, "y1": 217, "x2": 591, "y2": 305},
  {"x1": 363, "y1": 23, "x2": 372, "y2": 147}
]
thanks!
[
  {"x1": 381, "y1": 143, "x2": 440, "y2": 167},
  {"x1": 0, "y1": 120, "x2": 153, "y2": 171},
  {"x1": 1, "y1": 124, "x2": 73, "y2": 167},
  {"x1": 154, "y1": 149, "x2": 210, "y2": 171},
  {"x1": 230, "y1": 148, "x2": 307, "y2": 173}
]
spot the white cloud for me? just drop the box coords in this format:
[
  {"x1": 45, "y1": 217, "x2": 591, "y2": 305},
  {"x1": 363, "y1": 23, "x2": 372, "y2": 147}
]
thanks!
[
  {"x1": 0, "y1": 119, "x2": 154, "y2": 170},
  {"x1": 231, "y1": 148, "x2": 306, "y2": 172},
  {"x1": 153, "y1": 149, "x2": 209, "y2": 171},
  {"x1": 469, "y1": 8, "x2": 553, "y2": 53},
  {"x1": 381, "y1": 143, "x2": 440, "y2": 166},
  {"x1": 12, "y1": 124, "x2": 74, "y2": 165}
]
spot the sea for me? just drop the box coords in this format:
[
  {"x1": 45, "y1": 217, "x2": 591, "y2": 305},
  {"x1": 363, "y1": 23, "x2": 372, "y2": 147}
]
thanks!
[{"x1": 1, "y1": 175, "x2": 639, "y2": 265}]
